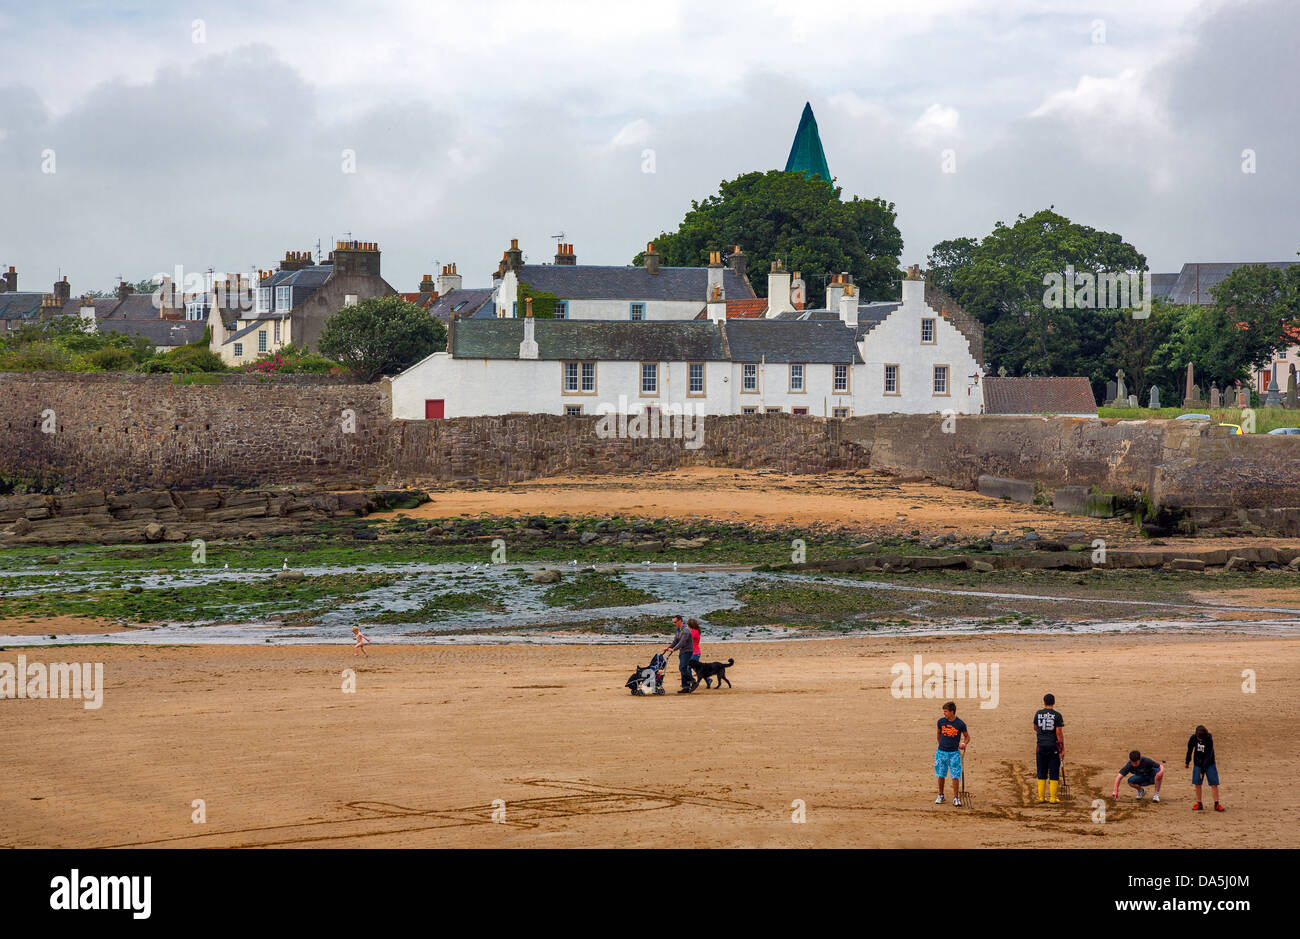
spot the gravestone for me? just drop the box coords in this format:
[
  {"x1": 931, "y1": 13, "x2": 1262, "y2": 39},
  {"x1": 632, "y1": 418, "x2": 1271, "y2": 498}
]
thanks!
[
  {"x1": 1288, "y1": 365, "x2": 1298, "y2": 409},
  {"x1": 1149, "y1": 386, "x2": 1161, "y2": 409},
  {"x1": 1115, "y1": 369, "x2": 1127, "y2": 405},
  {"x1": 1183, "y1": 362, "x2": 1196, "y2": 407},
  {"x1": 1266, "y1": 364, "x2": 1282, "y2": 407},
  {"x1": 1105, "y1": 381, "x2": 1118, "y2": 406},
  {"x1": 998, "y1": 366, "x2": 1008, "y2": 378},
  {"x1": 1210, "y1": 385, "x2": 1220, "y2": 409},
  {"x1": 1127, "y1": 394, "x2": 1138, "y2": 408},
  {"x1": 1237, "y1": 385, "x2": 1249, "y2": 407}
]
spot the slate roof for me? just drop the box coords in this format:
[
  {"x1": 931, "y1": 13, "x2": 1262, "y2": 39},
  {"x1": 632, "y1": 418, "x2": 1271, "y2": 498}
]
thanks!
[
  {"x1": 513, "y1": 264, "x2": 754, "y2": 302},
  {"x1": 97, "y1": 319, "x2": 206, "y2": 347},
  {"x1": 452, "y1": 319, "x2": 730, "y2": 362},
  {"x1": 725, "y1": 319, "x2": 864, "y2": 363},
  {"x1": 428, "y1": 288, "x2": 495, "y2": 323},
  {"x1": 1163, "y1": 262, "x2": 1300, "y2": 306},
  {"x1": 258, "y1": 265, "x2": 332, "y2": 311},
  {"x1": 982, "y1": 377, "x2": 1098, "y2": 416},
  {"x1": 1150, "y1": 273, "x2": 1179, "y2": 300},
  {"x1": 0, "y1": 292, "x2": 47, "y2": 320}
]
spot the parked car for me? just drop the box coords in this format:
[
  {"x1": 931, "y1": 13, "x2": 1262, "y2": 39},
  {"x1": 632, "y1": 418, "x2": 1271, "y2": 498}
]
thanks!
[
  {"x1": 1219, "y1": 423, "x2": 1243, "y2": 434},
  {"x1": 1268, "y1": 427, "x2": 1300, "y2": 436},
  {"x1": 1175, "y1": 413, "x2": 1212, "y2": 421}
]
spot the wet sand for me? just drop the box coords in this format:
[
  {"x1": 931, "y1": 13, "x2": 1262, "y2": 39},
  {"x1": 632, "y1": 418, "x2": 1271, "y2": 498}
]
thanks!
[{"x1": 1, "y1": 635, "x2": 1291, "y2": 848}]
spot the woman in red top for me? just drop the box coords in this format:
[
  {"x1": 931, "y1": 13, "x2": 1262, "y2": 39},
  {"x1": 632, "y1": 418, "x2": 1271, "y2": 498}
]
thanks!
[{"x1": 688, "y1": 618, "x2": 701, "y2": 663}]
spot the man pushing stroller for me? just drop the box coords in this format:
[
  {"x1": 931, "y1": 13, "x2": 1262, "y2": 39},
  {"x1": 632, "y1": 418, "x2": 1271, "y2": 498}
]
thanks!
[{"x1": 663, "y1": 614, "x2": 698, "y2": 694}]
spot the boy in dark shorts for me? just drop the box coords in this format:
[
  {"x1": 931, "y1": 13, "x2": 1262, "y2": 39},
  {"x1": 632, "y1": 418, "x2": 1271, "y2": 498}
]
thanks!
[
  {"x1": 1112, "y1": 750, "x2": 1164, "y2": 802},
  {"x1": 1032, "y1": 693, "x2": 1065, "y2": 804},
  {"x1": 1185, "y1": 725, "x2": 1224, "y2": 812},
  {"x1": 934, "y1": 702, "x2": 969, "y2": 806}
]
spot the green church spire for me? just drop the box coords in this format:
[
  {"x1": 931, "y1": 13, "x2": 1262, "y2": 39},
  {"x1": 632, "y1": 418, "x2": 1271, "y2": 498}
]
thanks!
[{"x1": 784, "y1": 102, "x2": 831, "y2": 181}]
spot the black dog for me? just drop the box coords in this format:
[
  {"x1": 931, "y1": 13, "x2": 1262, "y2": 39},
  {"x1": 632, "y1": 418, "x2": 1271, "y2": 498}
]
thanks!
[{"x1": 689, "y1": 658, "x2": 735, "y2": 689}]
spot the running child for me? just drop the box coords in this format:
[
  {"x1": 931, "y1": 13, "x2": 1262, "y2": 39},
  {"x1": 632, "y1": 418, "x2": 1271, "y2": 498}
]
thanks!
[
  {"x1": 352, "y1": 625, "x2": 372, "y2": 657},
  {"x1": 934, "y1": 702, "x2": 970, "y2": 806},
  {"x1": 1112, "y1": 750, "x2": 1164, "y2": 802},
  {"x1": 1185, "y1": 725, "x2": 1224, "y2": 812}
]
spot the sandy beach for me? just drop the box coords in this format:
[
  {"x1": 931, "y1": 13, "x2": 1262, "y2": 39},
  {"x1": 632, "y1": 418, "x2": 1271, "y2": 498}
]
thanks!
[{"x1": 1, "y1": 635, "x2": 1291, "y2": 849}]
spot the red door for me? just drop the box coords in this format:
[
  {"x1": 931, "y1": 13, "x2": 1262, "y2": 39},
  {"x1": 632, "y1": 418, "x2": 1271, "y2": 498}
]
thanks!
[{"x1": 424, "y1": 399, "x2": 445, "y2": 419}]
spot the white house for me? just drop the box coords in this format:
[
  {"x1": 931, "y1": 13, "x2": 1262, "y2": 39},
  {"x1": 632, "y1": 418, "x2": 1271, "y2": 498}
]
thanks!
[
  {"x1": 390, "y1": 268, "x2": 984, "y2": 420},
  {"x1": 489, "y1": 240, "x2": 757, "y2": 320}
]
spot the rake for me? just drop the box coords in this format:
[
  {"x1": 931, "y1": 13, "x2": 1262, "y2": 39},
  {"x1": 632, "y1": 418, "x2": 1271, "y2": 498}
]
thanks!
[
  {"x1": 960, "y1": 748, "x2": 974, "y2": 809},
  {"x1": 1060, "y1": 746, "x2": 1069, "y2": 795}
]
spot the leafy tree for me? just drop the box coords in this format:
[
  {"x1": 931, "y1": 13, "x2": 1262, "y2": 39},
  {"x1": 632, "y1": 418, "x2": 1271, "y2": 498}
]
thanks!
[
  {"x1": 636, "y1": 170, "x2": 903, "y2": 301},
  {"x1": 318, "y1": 296, "x2": 445, "y2": 382},
  {"x1": 927, "y1": 209, "x2": 1146, "y2": 387}
]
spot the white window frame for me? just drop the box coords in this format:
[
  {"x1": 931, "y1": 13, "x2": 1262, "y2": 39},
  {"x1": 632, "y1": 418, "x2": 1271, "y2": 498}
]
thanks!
[
  {"x1": 921, "y1": 318, "x2": 936, "y2": 344},
  {"x1": 554, "y1": 301, "x2": 568, "y2": 320},
  {"x1": 741, "y1": 363, "x2": 758, "y2": 392},
  {"x1": 233, "y1": 343, "x2": 243, "y2": 358},
  {"x1": 933, "y1": 364, "x2": 950, "y2": 396},
  {"x1": 741, "y1": 406, "x2": 758, "y2": 415},
  {"x1": 884, "y1": 363, "x2": 899, "y2": 395},
  {"x1": 640, "y1": 362, "x2": 659, "y2": 396},
  {"x1": 789, "y1": 363, "x2": 805, "y2": 393},
  {"x1": 563, "y1": 361, "x2": 580, "y2": 393},
  {"x1": 275, "y1": 286, "x2": 291, "y2": 312},
  {"x1": 258, "y1": 330, "x2": 267, "y2": 353},
  {"x1": 257, "y1": 287, "x2": 271, "y2": 313},
  {"x1": 832, "y1": 406, "x2": 851, "y2": 419},
  {"x1": 581, "y1": 361, "x2": 595, "y2": 393},
  {"x1": 564, "y1": 404, "x2": 583, "y2": 416},
  {"x1": 688, "y1": 362, "x2": 705, "y2": 396}
]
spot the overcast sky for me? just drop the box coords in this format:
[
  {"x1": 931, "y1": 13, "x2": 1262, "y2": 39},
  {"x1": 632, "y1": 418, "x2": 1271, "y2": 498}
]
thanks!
[{"x1": 1, "y1": 0, "x2": 1296, "y2": 295}]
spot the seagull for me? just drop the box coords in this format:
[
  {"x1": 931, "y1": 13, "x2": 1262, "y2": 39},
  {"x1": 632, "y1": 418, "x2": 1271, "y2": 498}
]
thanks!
[
  {"x1": 569, "y1": 560, "x2": 578, "y2": 568},
  {"x1": 642, "y1": 560, "x2": 651, "y2": 568},
  {"x1": 672, "y1": 561, "x2": 678, "y2": 572},
  {"x1": 282, "y1": 558, "x2": 289, "y2": 570},
  {"x1": 223, "y1": 563, "x2": 229, "y2": 570}
]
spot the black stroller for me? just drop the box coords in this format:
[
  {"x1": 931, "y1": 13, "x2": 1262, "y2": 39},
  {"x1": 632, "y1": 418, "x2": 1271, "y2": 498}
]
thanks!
[{"x1": 625, "y1": 652, "x2": 668, "y2": 696}]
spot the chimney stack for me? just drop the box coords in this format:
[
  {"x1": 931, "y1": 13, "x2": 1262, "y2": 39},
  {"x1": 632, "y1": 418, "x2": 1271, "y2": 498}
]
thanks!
[
  {"x1": 727, "y1": 245, "x2": 746, "y2": 278},
  {"x1": 53, "y1": 275, "x2": 71, "y2": 305},
  {"x1": 519, "y1": 297, "x2": 539, "y2": 359},
  {"x1": 902, "y1": 264, "x2": 926, "y2": 304},
  {"x1": 644, "y1": 242, "x2": 660, "y2": 275},
  {"x1": 505, "y1": 238, "x2": 524, "y2": 274},
  {"x1": 117, "y1": 280, "x2": 132, "y2": 301},
  {"x1": 554, "y1": 243, "x2": 577, "y2": 266},
  {"x1": 436, "y1": 263, "x2": 462, "y2": 296},
  {"x1": 839, "y1": 283, "x2": 858, "y2": 328},
  {"x1": 333, "y1": 239, "x2": 382, "y2": 276},
  {"x1": 791, "y1": 271, "x2": 806, "y2": 310},
  {"x1": 2, "y1": 267, "x2": 16, "y2": 293},
  {"x1": 826, "y1": 273, "x2": 846, "y2": 312},
  {"x1": 419, "y1": 273, "x2": 437, "y2": 293},
  {"x1": 766, "y1": 260, "x2": 793, "y2": 318},
  {"x1": 706, "y1": 249, "x2": 725, "y2": 302},
  {"x1": 80, "y1": 295, "x2": 97, "y2": 331}
]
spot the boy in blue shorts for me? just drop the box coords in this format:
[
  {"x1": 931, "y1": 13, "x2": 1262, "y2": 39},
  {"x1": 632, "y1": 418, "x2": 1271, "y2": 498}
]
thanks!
[
  {"x1": 1185, "y1": 725, "x2": 1224, "y2": 812},
  {"x1": 934, "y1": 702, "x2": 970, "y2": 806}
]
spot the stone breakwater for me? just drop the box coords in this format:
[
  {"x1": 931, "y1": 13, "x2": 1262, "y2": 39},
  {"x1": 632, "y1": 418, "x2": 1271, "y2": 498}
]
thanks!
[
  {"x1": 5, "y1": 373, "x2": 1300, "y2": 533},
  {"x1": 0, "y1": 488, "x2": 428, "y2": 545}
]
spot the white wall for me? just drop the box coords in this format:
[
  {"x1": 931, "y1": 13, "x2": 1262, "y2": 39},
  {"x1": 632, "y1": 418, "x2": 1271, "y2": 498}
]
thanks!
[
  {"x1": 391, "y1": 353, "x2": 734, "y2": 419},
  {"x1": 856, "y1": 279, "x2": 983, "y2": 415},
  {"x1": 392, "y1": 279, "x2": 983, "y2": 420}
]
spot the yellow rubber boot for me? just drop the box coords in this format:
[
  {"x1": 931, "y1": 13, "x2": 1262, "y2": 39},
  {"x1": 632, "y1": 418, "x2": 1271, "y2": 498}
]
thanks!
[
  {"x1": 1049, "y1": 780, "x2": 1060, "y2": 804},
  {"x1": 1037, "y1": 780, "x2": 1046, "y2": 803}
]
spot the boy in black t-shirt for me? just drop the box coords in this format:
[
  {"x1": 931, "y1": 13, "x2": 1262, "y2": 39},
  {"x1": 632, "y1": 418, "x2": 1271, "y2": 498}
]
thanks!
[
  {"x1": 1185, "y1": 725, "x2": 1224, "y2": 812},
  {"x1": 1032, "y1": 693, "x2": 1065, "y2": 804},
  {"x1": 1112, "y1": 750, "x2": 1164, "y2": 802}
]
